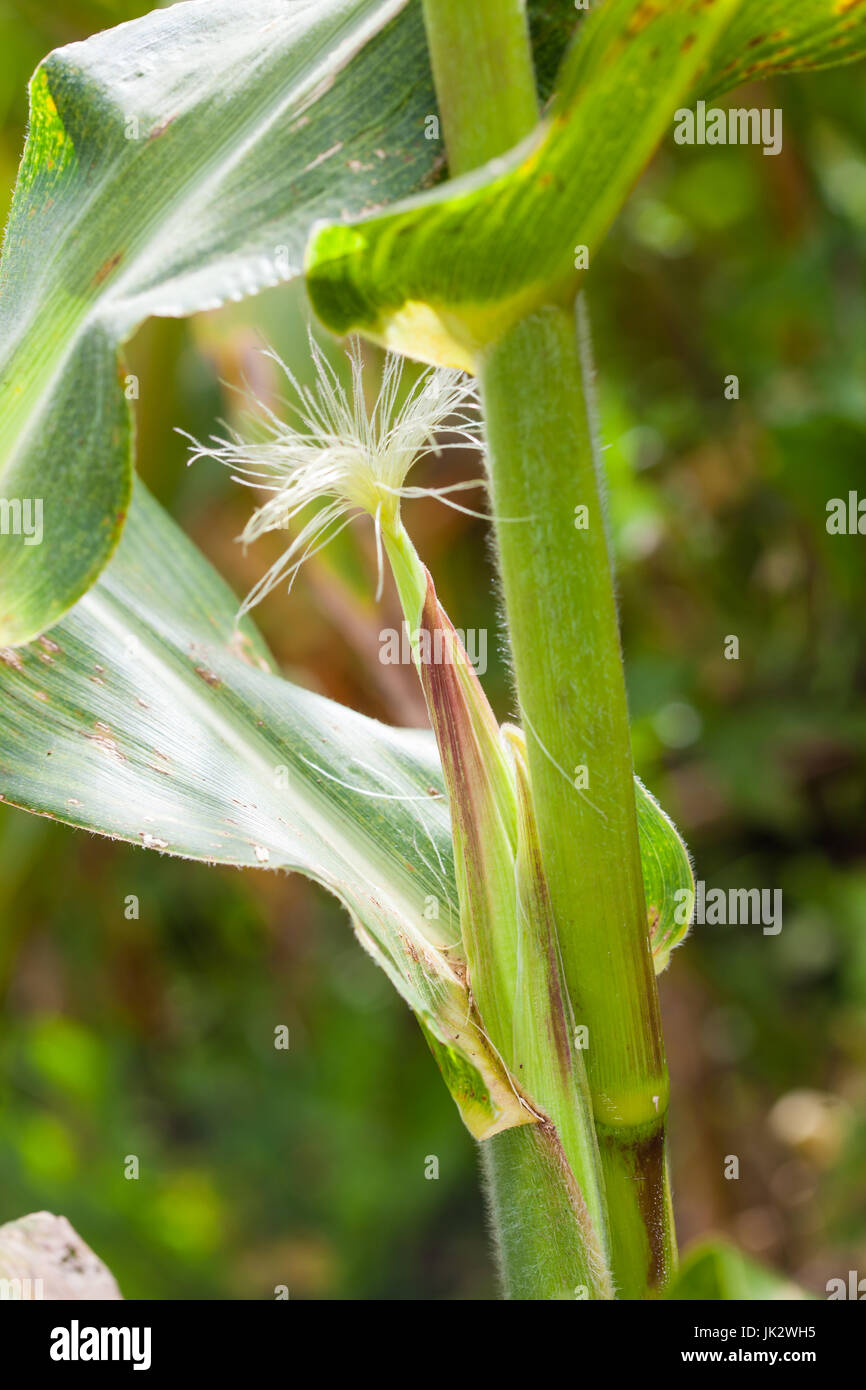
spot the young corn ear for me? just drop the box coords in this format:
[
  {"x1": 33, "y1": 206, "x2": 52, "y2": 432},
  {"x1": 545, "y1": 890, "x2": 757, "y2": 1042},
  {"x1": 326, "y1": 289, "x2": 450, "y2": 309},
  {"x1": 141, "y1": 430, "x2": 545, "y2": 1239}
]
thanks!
[
  {"x1": 384, "y1": 521, "x2": 521, "y2": 1058},
  {"x1": 384, "y1": 521, "x2": 614, "y2": 1297}
]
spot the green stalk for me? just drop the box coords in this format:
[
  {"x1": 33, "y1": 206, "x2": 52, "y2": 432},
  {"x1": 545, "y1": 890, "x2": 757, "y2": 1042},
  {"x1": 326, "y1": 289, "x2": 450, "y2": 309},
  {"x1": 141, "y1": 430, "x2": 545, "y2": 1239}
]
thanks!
[
  {"x1": 478, "y1": 303, "x2": 675, "y2": 1297},
  {"x1": 420, "y1": 0, "x2": 620, "y2": 1301},
  {"x1": 420, "y1": 0, "x2": 538, "y2": 177},
  {"x1": 481, "y1": 1124, "x2": 608, "y2": 1302},
  {"x1": 421, "y1": 0, "x2": 676, "y2": 1298}
]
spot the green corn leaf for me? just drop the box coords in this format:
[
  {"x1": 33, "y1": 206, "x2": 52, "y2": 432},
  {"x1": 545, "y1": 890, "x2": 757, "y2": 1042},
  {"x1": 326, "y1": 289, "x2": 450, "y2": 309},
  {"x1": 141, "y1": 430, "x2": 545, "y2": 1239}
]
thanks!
[
  {"x1": 0, "y1": 0, "x2": 577, "y2": 650},
  {"x1": 305, "y1": 0, "x2": 742, "y2": 366},
  {"x1": 0, "y1": 0, "x2": 425, "y2": 646},
  {"x1": 0, "y1": 480, "x2": 531, "y2": 1142},
  {"x1": 702, "y1": 0, "x2": 866, "y2": 102},
  {"x1": 668, "y1": 1240, "x2": 812, "y2": 1301},
  {"x1": 636, "y1": 778, "x2": 695, "y2": 975},
  {"x1": 306, "y1": 0, "x2": 866, "y2": 367}
]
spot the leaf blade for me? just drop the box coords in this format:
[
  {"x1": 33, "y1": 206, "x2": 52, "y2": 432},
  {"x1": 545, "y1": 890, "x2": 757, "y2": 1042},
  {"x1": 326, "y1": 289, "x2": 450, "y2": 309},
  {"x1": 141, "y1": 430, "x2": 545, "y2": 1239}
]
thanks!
[
  {"x1": 0, "y1": 481, "x2": 527, "y2": 1139},
  {"x1": 0, "y1": 0, "x2": 578, "y2": 647},
  {"x1": 702, "y1": 0, "x2": 866, "y2": 101},
  {"x1": 636, "y1": 778, "x2": 695, "y2": 975},
  {"x1": 668, "y1": 1240, "x2": 813, "y2": 1301},
  {"x1": 5, "y1": 0, "x2": 421, "y2": 641},
  {"x1": 306, "y1": 0, "x2": 866, "y2": 365},
  {"x1": 305, "y1": 0, "x2": 743, "y2": 364}
]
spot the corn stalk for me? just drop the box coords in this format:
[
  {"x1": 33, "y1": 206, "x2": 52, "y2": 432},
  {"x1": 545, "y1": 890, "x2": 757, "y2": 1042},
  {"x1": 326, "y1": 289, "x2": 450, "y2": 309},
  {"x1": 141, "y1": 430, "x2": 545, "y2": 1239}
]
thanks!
[{"x1": 421, "y1": 0, "x2": 672, "y2": 1300}]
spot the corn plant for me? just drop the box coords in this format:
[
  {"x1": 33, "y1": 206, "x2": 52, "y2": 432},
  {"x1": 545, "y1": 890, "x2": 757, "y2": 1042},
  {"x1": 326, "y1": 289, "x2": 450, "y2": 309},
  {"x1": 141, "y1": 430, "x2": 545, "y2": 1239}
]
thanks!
[{"x1": 1, "y1": 0, "x2": 864, "y2": 1301}]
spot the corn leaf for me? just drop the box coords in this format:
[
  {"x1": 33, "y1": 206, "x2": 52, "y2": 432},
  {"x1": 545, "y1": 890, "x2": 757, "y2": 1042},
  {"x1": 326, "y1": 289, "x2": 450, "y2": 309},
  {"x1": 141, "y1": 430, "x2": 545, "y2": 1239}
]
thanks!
[
  {"x1": 0, "y1": 480, "x2": 530, "y2": 1141},
  {"x1": 668, "y1": 1240, "x2": 812, "y2": 1301},
  {"x1": 637, "y1": 779, "x2": 694, "y2": 974},
  {"x1": 0, "y1": 0, "x2": 580, "y2": 650},
  {"x1": 306, "y1": 0, "x2": 738, "y2": 366},
  {"x1": 306, "y1": 0, "x2": 866, "y2": 367},
  {"x1": 703, "y1": 0, "x2": 866, "y2": 102},
  {"x1": 0, "y1": 0, "x2": 413, "y2": 646}
]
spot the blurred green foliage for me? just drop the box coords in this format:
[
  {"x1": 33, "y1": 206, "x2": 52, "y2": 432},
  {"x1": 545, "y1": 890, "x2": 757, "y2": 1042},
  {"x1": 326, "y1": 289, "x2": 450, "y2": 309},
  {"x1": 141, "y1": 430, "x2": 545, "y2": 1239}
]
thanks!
[{"x1": 0, "y1": 2, "x2": 864, "y2": 1297}]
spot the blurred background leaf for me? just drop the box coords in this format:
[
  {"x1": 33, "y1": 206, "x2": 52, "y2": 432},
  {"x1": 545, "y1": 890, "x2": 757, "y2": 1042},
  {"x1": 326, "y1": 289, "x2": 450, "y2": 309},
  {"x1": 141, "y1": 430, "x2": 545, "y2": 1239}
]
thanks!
[{"x1": 667, "y1": 1239, "x2": 811, "y2": 1300}]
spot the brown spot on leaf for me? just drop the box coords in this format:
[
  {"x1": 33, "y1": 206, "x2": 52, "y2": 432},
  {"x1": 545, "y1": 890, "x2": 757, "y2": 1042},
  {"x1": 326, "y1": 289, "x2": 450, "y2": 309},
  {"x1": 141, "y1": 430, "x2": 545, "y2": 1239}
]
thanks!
[
  {"x1": 92, "y1": 251, "x2": 123, "y2": 286},
  {"x1": 626, "y1": 0, "x2": 664, "y2": 36},
  {"x1": 227, "y1": 629, "x2": 270, "y2": 671},
  {"x1": 86, "y1": 728, "x2": 125, "y2": 762},
  {"x1": 148, "y1": 113, "x2": 178, "y2": 139}
]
